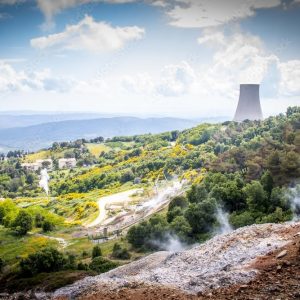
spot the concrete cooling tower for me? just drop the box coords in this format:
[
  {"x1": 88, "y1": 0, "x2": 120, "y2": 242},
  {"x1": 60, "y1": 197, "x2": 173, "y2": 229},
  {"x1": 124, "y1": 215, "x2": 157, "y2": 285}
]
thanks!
[{"x1": 233, "y1": 84, "x2": 263, "y2": 122}]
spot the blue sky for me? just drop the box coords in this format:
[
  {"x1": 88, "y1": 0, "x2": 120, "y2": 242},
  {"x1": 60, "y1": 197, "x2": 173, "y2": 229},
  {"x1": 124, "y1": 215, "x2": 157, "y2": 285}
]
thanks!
[{"x1": 0, "y1": 0, "x2": 299, "y2": 118}]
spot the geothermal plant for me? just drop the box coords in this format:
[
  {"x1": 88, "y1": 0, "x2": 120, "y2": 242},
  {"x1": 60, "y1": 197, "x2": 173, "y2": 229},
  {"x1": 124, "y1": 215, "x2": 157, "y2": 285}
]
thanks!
[{"x1": 233, "y1": 84, "x2": 263, "y2": 121}]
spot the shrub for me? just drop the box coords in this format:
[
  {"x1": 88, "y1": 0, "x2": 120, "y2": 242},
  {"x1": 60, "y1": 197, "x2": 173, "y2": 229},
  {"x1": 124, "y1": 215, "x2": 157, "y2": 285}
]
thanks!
[
  {"x1": 20, "y1": 247, "x2": 66, "y2": 276},
  {"x1": 42, "y1": 220, "x2": 55, "y2": 232},
  {"x1": 35, "y1": 213, "x2": 45, "y2": 228},
  {"x1": 229, "y1": 211, "x2": 255, "y2": 228},
  {"x1": 82, "y1": 250, "x2": 89, "y2": 258},
  {"x1": 89, "y1": 257, "x2": 118, "y2": 274},
  {"x1": 65, "y1": 253, "x2": 77, "y2": 270},
  {"x1": 11, "y1": 210, "x2": 33, "y2": 236},
  {"x1": 92, "y1": 245, "x2": 102, "y2": 258},
  {"x1": 111, "y1": 243, "x2": 131, "y2": 260},
  {"x1": 77, "y1": 262, "x2": 88, "y2": 271}
]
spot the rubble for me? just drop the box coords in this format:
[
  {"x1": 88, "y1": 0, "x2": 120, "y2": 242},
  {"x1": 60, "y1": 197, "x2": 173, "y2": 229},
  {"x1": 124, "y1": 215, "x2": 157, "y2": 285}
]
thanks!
[{"x1": 276, "y1": 250, "x2": 287, "y2": 259}]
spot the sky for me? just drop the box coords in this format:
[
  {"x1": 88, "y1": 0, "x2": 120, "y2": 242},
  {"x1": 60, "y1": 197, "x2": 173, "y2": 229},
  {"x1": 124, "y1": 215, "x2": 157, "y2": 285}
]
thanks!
[{"x1": 0, "y1": 0, "x2": 299, "y2": 118}]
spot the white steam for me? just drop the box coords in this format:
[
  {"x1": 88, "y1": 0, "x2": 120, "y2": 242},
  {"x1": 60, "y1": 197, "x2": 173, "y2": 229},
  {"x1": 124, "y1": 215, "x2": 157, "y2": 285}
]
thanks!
[
  {"x1": 39, "y1": 168, "x2": 50, "y2": 195},
  {"x1": 137, "y1": 180, "x2": 183, "y2": 212},
  {"x1": 289, "y1": 187, "x2": 300, "y2": 221},
  {"x1": 151, "y1": 233, "x2": 187, "y2": 253},
  {"x1": 216, "y1": 207, "x2": 233, "y2": 234}
]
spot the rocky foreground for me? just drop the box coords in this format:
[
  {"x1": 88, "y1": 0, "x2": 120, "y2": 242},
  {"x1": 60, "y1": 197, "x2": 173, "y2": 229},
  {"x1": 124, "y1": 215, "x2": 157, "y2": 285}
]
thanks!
[
  {"x1": 44, "y1": 223, "x2": 300, "y2": 299},
  {"x1": 5, "y1": 222, "x2": 300, "y2": 300}
]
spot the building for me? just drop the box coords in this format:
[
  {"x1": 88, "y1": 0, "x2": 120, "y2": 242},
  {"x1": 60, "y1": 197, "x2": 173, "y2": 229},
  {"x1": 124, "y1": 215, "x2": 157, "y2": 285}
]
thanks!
[
  {"x1": 58, "y1": 158, "x2": 77, "y2": 169},
  {"x1": 21, "y1": 159, "x2": 53, "y2": 171},
  {"x1": 233, "y1": 84, "x2": 263, "y2": 122},
  {"x1": 21, "y1": 162, "x2": 40, "y2": 171},
  {"x1": 36, "y1": 159, "x2": 53, "y2": 170}
]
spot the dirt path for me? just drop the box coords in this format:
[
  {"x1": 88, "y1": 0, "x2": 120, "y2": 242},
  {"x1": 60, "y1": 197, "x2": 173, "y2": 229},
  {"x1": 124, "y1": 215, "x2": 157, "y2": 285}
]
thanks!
[
  {"x1": 35, "y1": 233, "x2": 68, "y2": 248},
  {"x1": 86, "y1": 189, "x2": 142, "y2": 228}
]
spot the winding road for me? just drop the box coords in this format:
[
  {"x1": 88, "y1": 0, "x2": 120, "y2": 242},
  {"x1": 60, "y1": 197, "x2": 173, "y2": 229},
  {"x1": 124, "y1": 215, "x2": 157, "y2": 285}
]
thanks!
[{"x1": 86, "y1": 189, "x2": 142, "y2": 228}]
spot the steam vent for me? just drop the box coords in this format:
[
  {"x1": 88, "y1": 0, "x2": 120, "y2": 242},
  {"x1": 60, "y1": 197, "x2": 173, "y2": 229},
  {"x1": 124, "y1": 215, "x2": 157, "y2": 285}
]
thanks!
[{"x1": 233, "y1": 84, "x2": 263, "y2": 122}]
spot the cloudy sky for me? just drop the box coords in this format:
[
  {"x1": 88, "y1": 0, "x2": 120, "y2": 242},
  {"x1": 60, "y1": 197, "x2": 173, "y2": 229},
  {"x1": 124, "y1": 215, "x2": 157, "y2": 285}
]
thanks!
[{"x1": 0, "y1": 0, "x2": 299, "y2": 118}]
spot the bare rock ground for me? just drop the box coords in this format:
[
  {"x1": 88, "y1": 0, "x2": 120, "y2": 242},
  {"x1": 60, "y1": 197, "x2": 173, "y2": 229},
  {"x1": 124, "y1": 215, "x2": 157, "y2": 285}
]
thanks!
[{"x1": 47, "y1": 222, "x2": 300, "y2": 300}]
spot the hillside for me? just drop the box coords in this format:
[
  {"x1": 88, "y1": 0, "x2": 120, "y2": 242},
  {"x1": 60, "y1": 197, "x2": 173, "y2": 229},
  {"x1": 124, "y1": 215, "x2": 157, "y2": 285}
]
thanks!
[
  {"x1": 50, "y1": 222, "x2": 300, "y2": 300},
  {"x1": 0, "y1": 117, "x2": 197, "y2": 151},
  {"x1": 0, "y1": 107, "x2": 299, "y2": 298}
]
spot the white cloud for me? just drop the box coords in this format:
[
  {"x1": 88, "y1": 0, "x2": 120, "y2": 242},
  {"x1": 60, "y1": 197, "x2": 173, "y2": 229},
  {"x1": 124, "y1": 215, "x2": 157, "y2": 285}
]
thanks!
[
  {"x1": 121, "y1": 61, "x2": 196, "y2": 97},
  {"x1": 198, "y1": 29, "x2": 278, "y2": 84},
  {"x1": 278, "y1": 60, "x2": 300, "y2": 95},
  {"x1": 149, "y1": 0, "x2": 168, "y2": 7},
  {"x1": 167, "y1": 0, "x2": 281, "y2": 28},
  {"x1": 30, "y1": 15, "x2": 145, "y2": 53},
  {"x1": 0, "y1": 62, "x2": 75, "y2": 93},
  {"x1": 122, "y1": 73, "x2": 154, "y2": 94},
  {"x1": 156, "y1": 61, "x2": 196, "y2": 96},
  {"x1": 36, "y1": 0, "x2": 136, "y2": 27}
]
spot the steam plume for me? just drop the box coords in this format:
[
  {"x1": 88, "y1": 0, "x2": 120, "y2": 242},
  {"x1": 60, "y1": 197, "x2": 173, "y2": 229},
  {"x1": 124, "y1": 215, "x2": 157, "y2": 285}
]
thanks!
[
  {"x1": 39, "y1": 168, "x2": 50, "y2": 195},
  {"x1": 216, "y1": 207, "x2": 233, "y2": 234}
]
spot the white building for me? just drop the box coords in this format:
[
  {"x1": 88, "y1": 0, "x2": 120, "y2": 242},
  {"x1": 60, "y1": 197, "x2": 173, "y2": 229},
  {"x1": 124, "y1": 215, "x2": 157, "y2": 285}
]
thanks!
[
  {"x1": 58, "y1": 158, "x2": 77, "y2": 169},
  {"x1": 36, "y1": 159, "x2": 53, "y2": 170},
  {"x1": 21, "y1": 159, "x2": 53, "y2": 171}
]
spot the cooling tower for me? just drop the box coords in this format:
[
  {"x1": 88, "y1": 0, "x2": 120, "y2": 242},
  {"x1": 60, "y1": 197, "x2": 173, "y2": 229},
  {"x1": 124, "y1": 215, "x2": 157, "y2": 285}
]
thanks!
[{"x1": 233, "y1": 84, "x2": 263, "y2": 122}]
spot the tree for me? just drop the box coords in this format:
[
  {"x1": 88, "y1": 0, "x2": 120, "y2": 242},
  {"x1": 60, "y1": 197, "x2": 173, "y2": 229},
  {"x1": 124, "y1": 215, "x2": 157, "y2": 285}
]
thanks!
[
  {"x1": 26, "y1": 173, "x2": 35, "y2": 185},
  {"x1": 187, "y1": 184, "x2": 208, "y2": 203},
  {"x1": 64, "y1": 151, "x2": 75, "y2": 159},
  {"x1": 92, "y1": 245, "x2": 102, "y2": 258},
  {"x1": 127, "y1": 221, "x2": 150, "y2": 249},
  {"x1": 120, "y1": 169, "x2": 135, "y2": 183},
  {"x1": 229, "y1": 211, "x2": 255, "y2": 228},
  {"x1": 281, "y1": 151, "x2": 300, "y2": 181},
  {"x1": 269, "y1": 187, "x2": 289, "y2": 212},
  {"x1": 243, "y1": 181, "x2": 268, "y2": 213},
  {"x1": 260, "y1": 171, "x2": 274, "y2": 196},
  {"x1": 210, "y1": 180, "x2": 246, "y2": 212},
  {"x1": 167, "y1": 206, "x2": 183, "y2": 223},
  {"x1": 168, "y1": 196, "x2": 188, "y2": 211},
  {"x1": 20, "y1": 247, "x2": 66, "y2": 276},
  {"x1": 170, "y1": 216, "x2": 192, "y2": 241},
  {"x1": 11, "y1": 210, "x2": 33, "y2": 236},
  {"x1": 286, "y1": 106, "x2": 300, "y2": 117},
  {"x1": 184, "y1": 199, "x2": 216, "y2": 234}
]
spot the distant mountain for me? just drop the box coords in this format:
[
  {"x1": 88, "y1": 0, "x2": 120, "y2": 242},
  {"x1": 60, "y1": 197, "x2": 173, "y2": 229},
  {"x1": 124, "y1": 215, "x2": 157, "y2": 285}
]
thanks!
[
  {"x1": 0, "y1": 117, "x2": 197, "y2": 151},
  {"x1": 0, "y1": 113, "x2": 112, "y2": 129}
]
